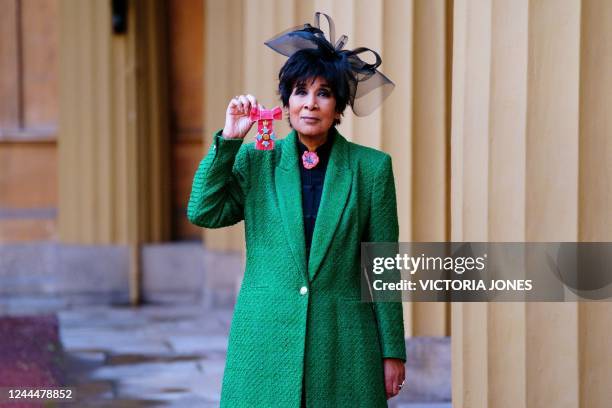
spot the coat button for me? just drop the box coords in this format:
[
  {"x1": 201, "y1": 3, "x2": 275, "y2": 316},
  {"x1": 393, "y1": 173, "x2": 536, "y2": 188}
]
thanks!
[{"x1": 300, "y1": 286, "x2": 308, "y2": 295}]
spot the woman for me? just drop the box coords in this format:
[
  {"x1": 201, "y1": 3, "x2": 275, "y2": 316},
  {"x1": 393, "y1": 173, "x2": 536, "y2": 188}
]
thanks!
[{"x1": 188, "y1": 13, "x2": 406, "y2": 407}]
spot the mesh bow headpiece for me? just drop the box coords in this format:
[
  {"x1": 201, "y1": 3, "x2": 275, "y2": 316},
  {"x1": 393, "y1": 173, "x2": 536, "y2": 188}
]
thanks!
[{"x1": 265, "y1": 12, "x2": 394, "y2": 116}]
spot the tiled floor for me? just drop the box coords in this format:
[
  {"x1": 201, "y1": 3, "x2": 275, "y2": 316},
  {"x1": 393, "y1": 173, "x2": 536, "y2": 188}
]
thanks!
[
  {"x1": 58, "y1": 304, "x2": 231, "y2": 406},
  {"x1": 7, "y1": 302, "x2": 451, "y2": 407}
]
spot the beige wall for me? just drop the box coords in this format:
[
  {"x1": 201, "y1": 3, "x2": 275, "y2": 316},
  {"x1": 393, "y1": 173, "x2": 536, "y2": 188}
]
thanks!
[{"x1": 451, "y1": 0, "x2": 612, "y2": 407}]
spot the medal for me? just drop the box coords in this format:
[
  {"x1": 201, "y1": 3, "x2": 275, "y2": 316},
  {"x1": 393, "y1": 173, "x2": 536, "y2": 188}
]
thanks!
[{"x1": 250, "y1": 106, "x2": 282, "y2": 150}]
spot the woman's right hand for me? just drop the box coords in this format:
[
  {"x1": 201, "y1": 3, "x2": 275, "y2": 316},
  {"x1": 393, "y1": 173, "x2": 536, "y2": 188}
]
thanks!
[{"x1": 222, "y1": 94, "x2": 259, "y2": 139}]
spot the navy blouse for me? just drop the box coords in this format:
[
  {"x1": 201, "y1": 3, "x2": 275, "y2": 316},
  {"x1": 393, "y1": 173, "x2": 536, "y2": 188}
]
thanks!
[{"x1": 297, "y1": 131, "x2": 335, "y2": 261}]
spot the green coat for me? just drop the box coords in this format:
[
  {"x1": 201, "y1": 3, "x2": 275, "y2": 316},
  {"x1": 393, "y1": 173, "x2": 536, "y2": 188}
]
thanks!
[{"x1": 187, "y1": 129, "x2": 406, "y2": 407}]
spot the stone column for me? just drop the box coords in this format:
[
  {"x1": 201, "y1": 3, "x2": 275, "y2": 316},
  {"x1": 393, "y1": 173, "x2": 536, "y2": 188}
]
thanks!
[
  {"x1": 577, "y1": 1, "x2": 612, "y2": 406},
  {"x1": 202, "y1": 0, "x2": 245, "y2": 252},
  {"x1": 451, "y1": 0, "x2": 612, "y2": 407},
  {"x1": 58, "y1": 0, "x2": 170, "y2": 303},
  {"x1": 408, "y1": 0, "x2": 452, "y2": 337}
]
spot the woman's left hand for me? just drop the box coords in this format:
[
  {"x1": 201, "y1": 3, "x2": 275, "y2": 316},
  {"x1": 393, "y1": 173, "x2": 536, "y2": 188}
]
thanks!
[{"x1": 383, "y1": 358, "x2": 405, "y2": 400}]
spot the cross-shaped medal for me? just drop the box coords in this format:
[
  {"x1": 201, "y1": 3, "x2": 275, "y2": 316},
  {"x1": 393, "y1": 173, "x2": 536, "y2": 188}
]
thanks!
[{"x1": 250, "y1": 106, "x2": 282, "y2": 150}]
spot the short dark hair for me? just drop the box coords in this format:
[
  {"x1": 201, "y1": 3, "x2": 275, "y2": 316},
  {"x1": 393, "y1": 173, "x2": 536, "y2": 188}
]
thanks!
[{"x1": 278, "y1": 48, "x2": 351, "y2": 126}]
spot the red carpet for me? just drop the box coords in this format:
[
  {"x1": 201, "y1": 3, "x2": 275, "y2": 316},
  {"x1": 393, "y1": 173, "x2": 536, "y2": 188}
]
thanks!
[{"x1": 0, "y1": 315, "x2": 64, "y2": 407}]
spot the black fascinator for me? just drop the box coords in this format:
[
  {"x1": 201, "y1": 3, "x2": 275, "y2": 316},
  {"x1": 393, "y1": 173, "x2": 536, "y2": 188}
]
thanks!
[{"x1": 265, "y1": 12, "x2": 394, "y2": 116}]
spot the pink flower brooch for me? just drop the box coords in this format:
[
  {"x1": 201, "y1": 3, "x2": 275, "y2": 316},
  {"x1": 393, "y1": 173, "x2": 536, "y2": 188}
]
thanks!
[{"x1": 302, "y1": 151, "x2": 320, "y2": 169}]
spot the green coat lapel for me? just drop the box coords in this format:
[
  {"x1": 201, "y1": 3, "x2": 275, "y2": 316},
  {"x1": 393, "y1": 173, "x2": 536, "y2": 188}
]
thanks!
[
  {"x1": 307, "y1": 131, "x2": 352, "y2": 282},
  {"x1": 275, "y1": 129, "x2": 353, "y2": 283},
  {"x1": 275, "y1": 130, "x2": 307, "y2": 281}
]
